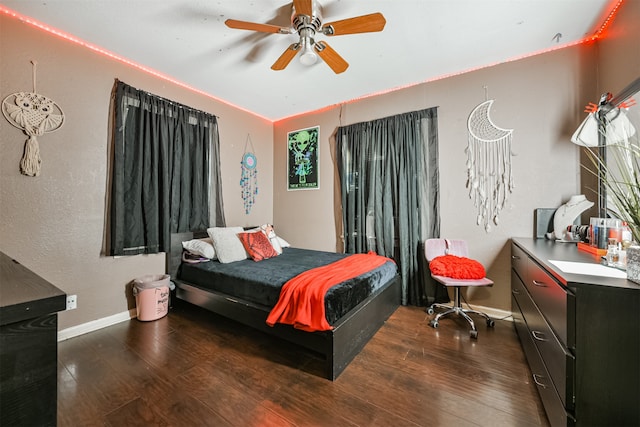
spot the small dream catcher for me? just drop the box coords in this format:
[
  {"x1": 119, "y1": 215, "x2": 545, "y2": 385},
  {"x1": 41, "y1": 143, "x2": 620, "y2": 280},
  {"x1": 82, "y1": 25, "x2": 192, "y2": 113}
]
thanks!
[
  {"x1": 240, "y1": 134, "x2": 258, "y2": 214},
  {"x1": 466, "y1": 97, "x2": 514, "y2": 232},
  {"x1": 2, "y1": 61, "x2": 65, "y2": 177}
]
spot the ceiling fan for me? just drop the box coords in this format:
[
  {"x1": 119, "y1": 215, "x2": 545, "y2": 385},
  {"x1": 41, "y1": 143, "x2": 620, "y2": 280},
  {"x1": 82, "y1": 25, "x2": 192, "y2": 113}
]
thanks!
[{"x1": 225, "y1": 0, "x2": 386, "y2": 74}]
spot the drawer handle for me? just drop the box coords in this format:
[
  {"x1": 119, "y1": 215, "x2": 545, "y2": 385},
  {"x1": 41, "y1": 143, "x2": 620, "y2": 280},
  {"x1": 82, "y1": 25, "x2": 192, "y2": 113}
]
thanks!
[
  {"x1": 512, "y1": 289, "x2": 520, "y2": 295},
  {"x1": 532, "y1": 280, "x2": 547, "y2": 287},
  {"x1": 531, "y1": 331, "x2": 548, "y2": 341},
  {"x1": 511, "y1": 255, "x2": 521, "y2": 260},
  {"x1": 532, "y1": 374, "x2": 548, "y2": 389}
]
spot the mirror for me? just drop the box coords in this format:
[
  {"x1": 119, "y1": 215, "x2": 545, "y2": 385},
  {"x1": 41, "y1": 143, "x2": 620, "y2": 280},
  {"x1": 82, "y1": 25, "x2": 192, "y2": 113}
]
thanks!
[
  {"x1": 571, "y1": 77, "x2": 640, "y2": 242},
  {"x1": 602, "y1": 77, "x2": 639, "y2": 217},
  {"x1": 597, "y1": 77, "x2": 639, "y2": 242},
  {"x1": 572, "y1": 78, "x2": 639, "y2": 209}
]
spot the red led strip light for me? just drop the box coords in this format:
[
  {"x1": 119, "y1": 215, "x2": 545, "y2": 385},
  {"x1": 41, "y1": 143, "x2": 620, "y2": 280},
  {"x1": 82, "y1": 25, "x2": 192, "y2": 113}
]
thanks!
[
  {"x1": 591, "y1": 0, "x2": 625, "y2": 40},
  {"x1": 281, "y1": 0, "x2": 627, "y2": 122},
  {"x1": 1, "y1": 1, "x2": 626, "y2": 123},
  {"x1": 0, "y1": 6, "x2": 273, "y2": 123}
]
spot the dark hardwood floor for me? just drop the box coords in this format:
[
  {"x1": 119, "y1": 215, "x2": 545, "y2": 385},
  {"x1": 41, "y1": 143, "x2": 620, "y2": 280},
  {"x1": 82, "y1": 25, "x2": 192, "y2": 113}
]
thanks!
[{"x1": 57, "y1": 302, "x2": 550, "y2": 427}]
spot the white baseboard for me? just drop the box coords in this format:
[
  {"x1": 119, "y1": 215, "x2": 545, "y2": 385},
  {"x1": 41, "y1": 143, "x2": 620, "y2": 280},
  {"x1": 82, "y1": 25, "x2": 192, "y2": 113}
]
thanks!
[
  {"x1": 56, "y1": 304, "x2": 512, "y2": 343},
  {"x1": 462, "y1": 304, "x2": 513, "y2": 321},
  {"x1": 57, "y1": 308, "x2": 137, "y2": 342}
]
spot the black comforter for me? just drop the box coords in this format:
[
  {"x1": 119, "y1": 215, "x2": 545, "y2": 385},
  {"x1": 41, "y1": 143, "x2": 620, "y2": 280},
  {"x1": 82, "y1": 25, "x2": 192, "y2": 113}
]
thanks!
[{"x1": 177, "y1": 247, "x2": 397, "y2": 324}]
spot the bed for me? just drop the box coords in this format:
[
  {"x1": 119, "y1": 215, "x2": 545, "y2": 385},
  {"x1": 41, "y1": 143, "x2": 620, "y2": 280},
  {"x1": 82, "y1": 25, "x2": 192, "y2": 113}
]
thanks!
[{"x1": 167, "y1": 230, "x2": 401, "y2": 380}]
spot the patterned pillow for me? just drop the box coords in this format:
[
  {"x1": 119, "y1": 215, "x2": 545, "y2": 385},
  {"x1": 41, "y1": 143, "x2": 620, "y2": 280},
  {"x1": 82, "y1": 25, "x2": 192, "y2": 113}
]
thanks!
[{"x1": 237, "y1": 230, "x2": 279, "y2": 261}]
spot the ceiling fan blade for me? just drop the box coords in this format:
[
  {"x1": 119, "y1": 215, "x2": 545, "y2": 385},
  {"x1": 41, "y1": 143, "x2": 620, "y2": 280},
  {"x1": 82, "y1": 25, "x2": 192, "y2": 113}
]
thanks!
[
  {"x1": 322, "y1": 13, "x2": 386, "y2": 36},
  {"x1": 271, "y1": 44, "x2": 300, "y2": 70},
  {"x1": 225, "y1": 19, "x2": 291, "y2": 34},
  {"x1": 314, "y1": 41, "x2": 349, "y2": 74},
  {"x1": 292, "y1": 0, "x2": 313, "y2": 16}
]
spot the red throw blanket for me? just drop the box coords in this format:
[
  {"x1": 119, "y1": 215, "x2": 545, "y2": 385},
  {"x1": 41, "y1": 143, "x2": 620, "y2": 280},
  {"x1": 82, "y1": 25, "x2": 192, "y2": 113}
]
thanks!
[
  {"x1": 266, "y1": 252, "x2": 391, "y2": 332},
  {"x1": 429, "y1": 254, "x2": 486, "y2": 279}
]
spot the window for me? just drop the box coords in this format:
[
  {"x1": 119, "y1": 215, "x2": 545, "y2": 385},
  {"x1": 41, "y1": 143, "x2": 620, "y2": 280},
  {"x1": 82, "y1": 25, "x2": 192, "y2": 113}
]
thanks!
[
  {"x1": 109, "y1": 80, "x2": 225, "y2": 256},
  {"x1": 337, "y1": 108, "x2": 440, "y2": 305}
]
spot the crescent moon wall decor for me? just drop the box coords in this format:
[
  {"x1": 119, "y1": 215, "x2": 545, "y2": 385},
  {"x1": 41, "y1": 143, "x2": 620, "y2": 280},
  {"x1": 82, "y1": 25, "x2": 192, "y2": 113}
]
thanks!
[{"x1": 466, "y1": 99, "x2": 514, "y2": 232}]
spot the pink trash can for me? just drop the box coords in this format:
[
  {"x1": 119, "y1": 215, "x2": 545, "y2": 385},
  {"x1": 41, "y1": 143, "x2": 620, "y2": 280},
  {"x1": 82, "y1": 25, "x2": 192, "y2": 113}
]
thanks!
[{"x1": 133, "y1": 274, "x2": 170, "y2": 321}]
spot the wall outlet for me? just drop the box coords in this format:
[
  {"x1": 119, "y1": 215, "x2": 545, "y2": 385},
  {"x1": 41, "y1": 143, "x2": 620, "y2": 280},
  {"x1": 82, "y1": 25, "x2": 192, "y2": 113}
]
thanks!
[{"x1": 66, "y1": 294, "x2": 77, "y2": 310}]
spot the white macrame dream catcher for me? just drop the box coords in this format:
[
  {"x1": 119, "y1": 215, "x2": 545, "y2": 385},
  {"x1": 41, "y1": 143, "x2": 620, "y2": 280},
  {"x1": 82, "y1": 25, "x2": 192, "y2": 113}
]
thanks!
[
  {"x1": 466, "y1": 99, "x2": 514, "y2": 232},
  {"x1": 2, "y1": 61, "x2": 65, "y2": 177}
]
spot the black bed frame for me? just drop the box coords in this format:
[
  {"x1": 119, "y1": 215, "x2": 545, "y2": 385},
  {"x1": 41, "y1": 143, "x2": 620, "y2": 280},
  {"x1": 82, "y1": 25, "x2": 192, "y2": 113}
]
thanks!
[{"x1": 168, "y1": 232, "x2": 401, "y2": 380}]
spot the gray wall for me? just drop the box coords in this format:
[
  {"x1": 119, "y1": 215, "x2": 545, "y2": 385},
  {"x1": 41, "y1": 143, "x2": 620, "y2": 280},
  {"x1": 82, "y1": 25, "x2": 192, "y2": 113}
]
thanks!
[{"x1": 597, "y1": 0, "x2": 640, "y2": 97}]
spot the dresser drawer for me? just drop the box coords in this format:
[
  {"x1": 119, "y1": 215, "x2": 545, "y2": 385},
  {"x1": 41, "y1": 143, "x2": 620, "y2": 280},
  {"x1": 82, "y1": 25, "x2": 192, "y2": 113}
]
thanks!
[
  {"x1": 511, "y1": 292, "x2": 572, "y2": 427},
  {"x1": 525, "y1": 260, "x2": 572, "y2": 347},
  {"x1": 512, "y1": 271, "x2": 575, "y2": 409},
  {"x1": 510, "y1": 238, "x2": 639, "y2": 427},
  {"x1": 511, "y1": 243, "x2": 528, "y2": 283}
]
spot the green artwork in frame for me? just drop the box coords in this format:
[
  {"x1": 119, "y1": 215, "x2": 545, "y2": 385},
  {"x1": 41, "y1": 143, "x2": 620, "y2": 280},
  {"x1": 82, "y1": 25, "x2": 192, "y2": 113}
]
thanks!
[{"x1": 287, "y1": 126, "x2": 319, "y2": 190}]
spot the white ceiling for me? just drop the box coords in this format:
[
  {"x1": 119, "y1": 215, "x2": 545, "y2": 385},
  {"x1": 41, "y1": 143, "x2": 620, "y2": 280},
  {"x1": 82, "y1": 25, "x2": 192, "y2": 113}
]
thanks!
[{"x1": 1, "y1": 0, "x2": 617, "y2": 121}]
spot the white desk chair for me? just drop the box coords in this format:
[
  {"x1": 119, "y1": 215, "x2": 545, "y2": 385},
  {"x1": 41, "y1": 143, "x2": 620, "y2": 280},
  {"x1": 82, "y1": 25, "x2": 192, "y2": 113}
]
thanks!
[{"x1": 425, "y1": 238, "x2": 495, "y2": 338}]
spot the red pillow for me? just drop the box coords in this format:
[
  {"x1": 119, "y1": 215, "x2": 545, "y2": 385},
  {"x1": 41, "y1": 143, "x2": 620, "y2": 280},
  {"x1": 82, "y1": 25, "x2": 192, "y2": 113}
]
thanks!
[
  {"x1": 237, "y1": 231, "x2": 279, "y2": 261},
  {"x1": 429, "y1": 255, "x2": 486, "y2": 279}
]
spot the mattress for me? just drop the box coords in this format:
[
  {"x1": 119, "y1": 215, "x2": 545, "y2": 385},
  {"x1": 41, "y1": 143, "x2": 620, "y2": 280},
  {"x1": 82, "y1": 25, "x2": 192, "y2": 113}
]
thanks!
[{"x1": 177, "y1": 247, "x2": 398, "y2": 324}]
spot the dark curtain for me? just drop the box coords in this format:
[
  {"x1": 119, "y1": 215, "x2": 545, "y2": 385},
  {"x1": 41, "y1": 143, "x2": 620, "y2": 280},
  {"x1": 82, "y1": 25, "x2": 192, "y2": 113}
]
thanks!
[
  {"x1": 336, "y1": 107, "x2": 444, "y2": 306},
  {"x1": 110, "y1": 80, "x2": 225, "y2": 256}
]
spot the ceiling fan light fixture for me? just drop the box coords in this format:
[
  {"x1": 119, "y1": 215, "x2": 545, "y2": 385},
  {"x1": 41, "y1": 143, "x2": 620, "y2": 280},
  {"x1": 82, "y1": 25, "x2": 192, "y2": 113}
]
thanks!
[
  {"x1": 225, "y1": 1, "x2": 385, "y2": 73},
  {"x1": 299, "y1": 45, "x2": 318, "y2": 65},
  {"x1": 299, "y1": 35, "x2": 317, "y2": 66}
]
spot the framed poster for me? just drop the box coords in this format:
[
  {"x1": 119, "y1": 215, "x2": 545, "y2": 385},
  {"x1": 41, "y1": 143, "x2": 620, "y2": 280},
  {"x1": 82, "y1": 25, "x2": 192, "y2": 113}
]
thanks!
[{"x1": 287, "y1": 126, "x2": 319, "y2": 190}]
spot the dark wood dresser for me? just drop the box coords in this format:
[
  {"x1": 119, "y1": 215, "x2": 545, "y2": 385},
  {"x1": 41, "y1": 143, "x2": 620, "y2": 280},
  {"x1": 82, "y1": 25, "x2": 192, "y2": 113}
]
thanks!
[
  {"x1": 0, "y1": 251, "x2": 67, "y2": 426},
  {"x1": 511, "y1": 238, "x2": 640, "y2": 427}
]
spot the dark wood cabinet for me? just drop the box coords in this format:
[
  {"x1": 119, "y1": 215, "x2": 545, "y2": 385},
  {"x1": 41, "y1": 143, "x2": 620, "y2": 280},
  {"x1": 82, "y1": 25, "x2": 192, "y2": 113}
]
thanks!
[
  {"x1": 511, "y1": 238, "x2": 640, "y2": 427},
  {"x1": 1, "y1": 251, "x2": 67, "y2": 427}
]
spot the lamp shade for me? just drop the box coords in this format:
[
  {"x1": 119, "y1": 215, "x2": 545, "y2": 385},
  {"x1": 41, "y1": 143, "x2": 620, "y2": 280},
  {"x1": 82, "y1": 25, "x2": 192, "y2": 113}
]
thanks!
[{"x1": 571, "y1": 108, "x2": 636, "y2": 147}]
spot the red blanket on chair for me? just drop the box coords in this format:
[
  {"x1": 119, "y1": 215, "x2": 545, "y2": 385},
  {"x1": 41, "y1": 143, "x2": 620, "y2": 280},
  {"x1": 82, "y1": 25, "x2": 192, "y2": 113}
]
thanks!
[
  {"x1": 266, "y1": 252, "x2": 391, "y2": 332},
  {"x1": 429, "y1": 254, "x2": 486, "y2": 279}
]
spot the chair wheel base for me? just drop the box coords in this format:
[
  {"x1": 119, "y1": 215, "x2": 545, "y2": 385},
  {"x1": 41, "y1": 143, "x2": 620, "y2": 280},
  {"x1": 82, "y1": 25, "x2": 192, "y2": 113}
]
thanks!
[{"x1": 427, "y1": 306, "x2": 495, "y2": 337}]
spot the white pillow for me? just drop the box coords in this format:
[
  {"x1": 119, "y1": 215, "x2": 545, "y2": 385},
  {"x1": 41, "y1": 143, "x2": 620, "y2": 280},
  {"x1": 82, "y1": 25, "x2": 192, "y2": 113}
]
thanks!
[
  {"x1": 259, "y1": 224, "x2": 282, "y2": 254},
  {"x1": 182, "y1": 238, "x2": 216, "y2": 259},
  {"x1": 207, "y1": 226, "x2": 247, "y2": 264},
  {"x1": 277, "y1": 236, "x2": 291, "y2": 248}
]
